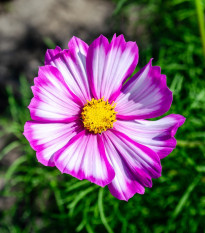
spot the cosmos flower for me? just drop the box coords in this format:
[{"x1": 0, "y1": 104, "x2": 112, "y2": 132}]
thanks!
[{"x1": 23, "y1": 34, "x2": 185, "y2": 201}]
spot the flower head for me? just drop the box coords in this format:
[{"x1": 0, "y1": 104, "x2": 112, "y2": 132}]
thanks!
[{"x1": 24, "y1": 34, "x2": 185, "y2": 201}]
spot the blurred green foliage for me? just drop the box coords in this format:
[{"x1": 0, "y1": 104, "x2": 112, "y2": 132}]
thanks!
[{"x1": 0, "y1": 0, "x2": 205, "y2": 232}]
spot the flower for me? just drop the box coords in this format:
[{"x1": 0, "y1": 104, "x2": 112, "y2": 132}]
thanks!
[{"x1": 23, "y1": 34, "x2": 185, "y2": 201}]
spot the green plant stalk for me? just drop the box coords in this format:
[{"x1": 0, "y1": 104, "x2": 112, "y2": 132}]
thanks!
[
  {"x1": 195, "y1": 0, "x2": 205, "y2": 60},
  {"x1": 98, "y1": 189, "x2": 114, "y2": 233}
]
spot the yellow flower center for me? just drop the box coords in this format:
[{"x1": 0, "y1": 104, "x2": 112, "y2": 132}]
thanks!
[{"x1": 81, "y1": 98, "x2": 117, "y2": 134}]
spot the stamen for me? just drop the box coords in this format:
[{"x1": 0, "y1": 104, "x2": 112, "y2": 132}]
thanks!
[{"x1": 81, "y1": 97, "x2": 117, "y2": 134}]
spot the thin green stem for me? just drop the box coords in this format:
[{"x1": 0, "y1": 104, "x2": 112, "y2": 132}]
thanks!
[
  {"x1": 98, "y1": 189, "x2": 114, "y2": 233},
  {"x1": 195, "y1": 0, "x2": 205, "y2": 60},
  {"x1": 177, "y1": 140, "x2": 203, "y2": 147}
]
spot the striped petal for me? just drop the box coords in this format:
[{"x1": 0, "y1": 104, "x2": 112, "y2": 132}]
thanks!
[
  {"x1": 86, "y1": 34, "x2": 139, "y2": 101},
  {"x1": 29, "y1": 65, "x2": 81, "y2": 122},
  {"x1": 103, "y1": 130, "x2": 161, "y2": 201},
  {"x1": 45, "y1": 37, "x2": 91, "y2": 103},
  {"x1": 114, "y1": 114, "x2": 186, "y2": 159},
  {"x1": 23, "y1": 120, "x2": 82, "y2": 166},
  {"x1": 115, "y1": 59, "x2": 173, "y2": 120},
  {"x1": 54, "y1": 131, "x2": 115, "y2": 187},
  {"x1": 45, "y1": 46, "x2": 62, "y2": 65}
]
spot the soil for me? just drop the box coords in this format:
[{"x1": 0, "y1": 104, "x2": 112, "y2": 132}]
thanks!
[{"x1": 0, "y1": 0, "x2": 115, "y2": 112}]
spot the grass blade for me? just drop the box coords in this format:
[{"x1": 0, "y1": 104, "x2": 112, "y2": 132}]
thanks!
[
  {"x1": 98, "y1": 188, "x2": 114, "y2": 233},
  {"x1": 0, "y1": 141, "x2": 20, "y2": 161},
  {"x1": 172, "y1": 175, "x2": 201, "y2": 219},
  {"x1": 195, "y1": 0, "x2": 205, "y2": 59}
]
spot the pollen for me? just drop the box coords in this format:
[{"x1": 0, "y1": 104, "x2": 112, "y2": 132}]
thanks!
[{"x1": 81, "y1": 97, "x2": 117, "y2": 134}]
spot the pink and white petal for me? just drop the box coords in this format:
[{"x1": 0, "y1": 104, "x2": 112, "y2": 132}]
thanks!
[
  {"x1": 86, "y1": 35, "x2": 109, "y2": 99},
  {"x1": 54, "y1": 131, "x2": 115, "y2": 187},
  {"x1": 45, "y1": 37, "x2": 91, "y2": 103},
  {"x1": 86, "y1": 34, "x2": 139, "y2": 101},
  {"x1": 114, "y1": 114, "x2": 185, "y2": 159},
  {"x1": 115, "y1": 59, "x2": 173, "y2": 120},
  {"x1": 103, "y1": 130, "x2": 161, "y2": 201},
  {"x1": 23, "y1": 120, "x2": 82, "y2": 167},
  {"x1": 45, "y1": 46, "x2": 62, "y2": 65},
  {"x1": 29, "y1": 65, "x2": 81, "y2": 122},
  {"x1": 68, "y1": 36, "x2": 88, "y2": 57}
]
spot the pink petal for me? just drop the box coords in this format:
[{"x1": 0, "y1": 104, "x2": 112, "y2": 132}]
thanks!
[
  {"x1": 45, "y1": 37, "x2": 91, "y2": 103},
  {"x1": 29, "y1": 65, "x2": 81, "y2": 122},
  {"x1": 68, "y1": 36, "x2": 88, "y2": 56},
  {"x1": 114, "y1": 114, "x2": 185, "y2": 159},
  {"x1": 115, "y1": 59, "x2": 173, "y2": 120},
  {"x1": 45, "y1": 46, "x2": 62, "y2": 65},
  {"x1": 102, "y1": 130, "x2": 161, "y2": 201},
  {"x1": 54, "y1": 131, "x2": 115, "y2": 187},
  {"x1": 86, "y1": 34, "x2": 139, "y2": 101},
  {"x1": 23, "y1": 120, "x2": 82, "y2": 166}
]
